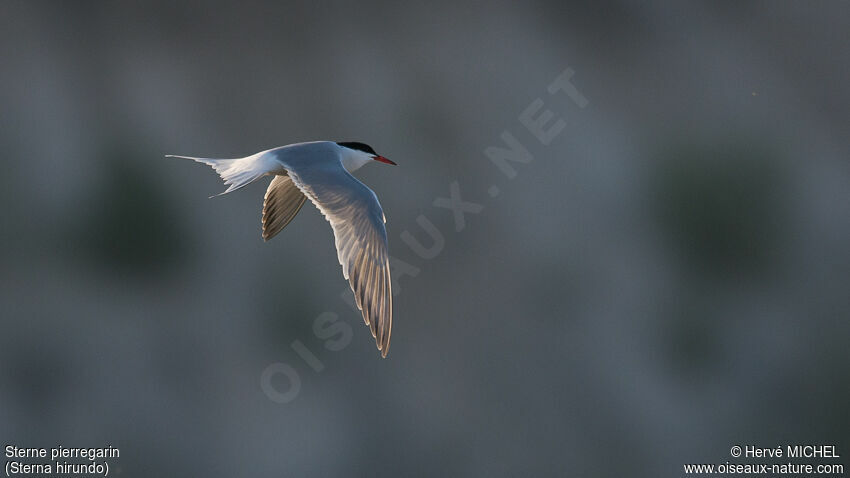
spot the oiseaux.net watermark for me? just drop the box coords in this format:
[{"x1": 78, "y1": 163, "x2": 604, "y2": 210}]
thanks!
[
  {"x1": 261, "y1": 66, "x2": 589, "y2": 404},
  {"x1": 683, "y1": 444, "x2": 844, "y2": 476}
]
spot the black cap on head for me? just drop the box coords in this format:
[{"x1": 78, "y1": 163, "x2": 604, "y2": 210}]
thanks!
[{"x1": 337, "y1": 141, "x2": 377, "y2": 155}]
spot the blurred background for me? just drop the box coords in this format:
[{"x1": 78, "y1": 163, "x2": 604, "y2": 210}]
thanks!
[{"x1": 1, "y1": 1, "x2": 848, "y2": 476}]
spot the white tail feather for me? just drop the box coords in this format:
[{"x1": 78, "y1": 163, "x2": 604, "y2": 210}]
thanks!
[{"x1": 168, "y1": 153, "x2": 276, "y2": 197}]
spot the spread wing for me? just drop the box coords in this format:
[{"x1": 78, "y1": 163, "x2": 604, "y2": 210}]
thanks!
[
  {"x1": 262, "y1": 175, "x2": 308, "y2": 241},
  {"x1": 283, "y1": 158, "x2": 393, "y2": 357}
]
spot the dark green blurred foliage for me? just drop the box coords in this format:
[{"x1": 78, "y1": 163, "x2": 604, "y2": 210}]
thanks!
[
  {"x1": 652, "y1": 140, "x2": 787, "y2": 280},
  {"x1": 659, "y1": 292, "x2": 720, "y2": 377},
  {"x1": 258, "y1": 268, "x2": 317, "y2": 347},
  {"x1": 0, "y1": 131, "x2": 17, "y2": 260},
  {"x1": 77, "y1": 142, "x2": 189, "y2": 277}
]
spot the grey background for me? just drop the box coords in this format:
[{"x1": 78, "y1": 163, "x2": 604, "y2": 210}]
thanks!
[{"x1": 1, "y1": 1, "x2": 848, "y2": 476}]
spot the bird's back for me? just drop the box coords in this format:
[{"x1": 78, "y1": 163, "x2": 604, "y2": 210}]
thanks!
[{"x1": 268, "y1": 141, "x2": 341, "y2": 170}]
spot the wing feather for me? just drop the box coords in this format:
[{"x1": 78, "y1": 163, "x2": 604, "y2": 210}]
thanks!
[
  {"x1": 280, "y1": 155, "x2": 393, "y2": 357},
  {"x1": 262, "y1": 175, "x2": 308, "y2": 241}
]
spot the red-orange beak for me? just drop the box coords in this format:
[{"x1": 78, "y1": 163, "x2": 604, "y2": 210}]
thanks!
[{"x1": 373, "y1": 155, "x2": 397, "y2": 165}]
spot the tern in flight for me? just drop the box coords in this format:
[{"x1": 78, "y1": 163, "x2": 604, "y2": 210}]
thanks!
[{"x1": 169, "y1": 141, "x2": 397, "y2": 357}]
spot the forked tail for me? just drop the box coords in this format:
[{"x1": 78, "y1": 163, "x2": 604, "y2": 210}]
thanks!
[{"x1": 168, "y1": 153, "x2": 274, "y2": 197}]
